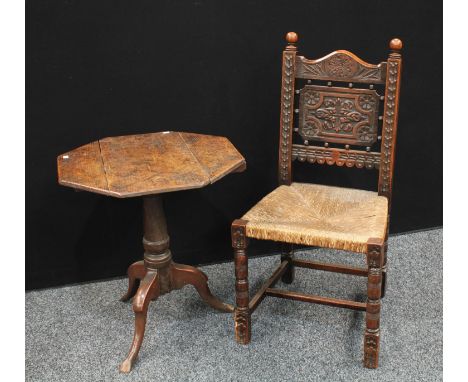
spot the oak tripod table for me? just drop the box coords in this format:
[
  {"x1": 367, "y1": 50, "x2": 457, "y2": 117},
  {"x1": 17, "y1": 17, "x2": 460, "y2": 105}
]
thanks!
[{"x1": 57, "y1": 131, "x2": 246, "y2": 372}]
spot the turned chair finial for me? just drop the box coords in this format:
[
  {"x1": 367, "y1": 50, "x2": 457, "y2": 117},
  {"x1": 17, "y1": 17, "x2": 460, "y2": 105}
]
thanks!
[
  {"x1": 389, "y1": 38, "x2": 403, "y2": 52},
  {"x1": 286, "y1": 31, "x2": 298, "y2": 44}
]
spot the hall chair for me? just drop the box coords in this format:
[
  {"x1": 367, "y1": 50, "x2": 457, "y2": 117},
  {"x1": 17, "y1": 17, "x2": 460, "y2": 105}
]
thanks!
[{"x1": 231, "y1": 32, "x2": 402, "y2": 368}]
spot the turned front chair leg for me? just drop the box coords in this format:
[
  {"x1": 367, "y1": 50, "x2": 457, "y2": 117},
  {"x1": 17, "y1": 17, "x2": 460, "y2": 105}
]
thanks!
[
  {"x1": 121, "y1": 260, "x2": 147, "y2": 302},
  {"x1": 280, "y1": 243, "x2": 295, "y2": 284},
  {"x1": 364, "y1": 238, "x2": 384, "y2": 368},
  {"x1": 232, "y1": 219, "x2": 251, "y2": 344}
]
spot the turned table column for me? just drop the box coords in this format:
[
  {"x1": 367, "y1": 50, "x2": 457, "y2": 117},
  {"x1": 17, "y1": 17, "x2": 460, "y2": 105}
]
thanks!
[
  {"x1": 120, "y1": 195, "x2": 233, "y2": 372},
  {"x1": 143, "y1": 195, "x2": 172, "y2": 293}
]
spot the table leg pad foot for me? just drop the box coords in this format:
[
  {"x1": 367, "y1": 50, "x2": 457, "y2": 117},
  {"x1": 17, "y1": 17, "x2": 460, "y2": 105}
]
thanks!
[{"x1": 119, "y1": 358, "x2": 133, "y2": 373}]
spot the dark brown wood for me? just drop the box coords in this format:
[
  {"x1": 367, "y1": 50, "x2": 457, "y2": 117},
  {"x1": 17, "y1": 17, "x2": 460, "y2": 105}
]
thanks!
[
  {"x1": 120, "y1": 195, "x2": 234, "y2": 372},
  {"x1": 298, "y1": 85, "x2": 380, "y2": 146},
  {"x1": 171, "y1": 263, "x2": 233, "y2": 312},
  {"x1": 231, "y1": 219, "x2": 251, "y2": 344},
  {"x1": 232, "y1": 33, "x2": 402, "y2": 369},
  {"x1": 364, "y1": 238, "x2": 384, "y2": 369},
  {"x1": 278, "y1": 36, "x2": 297, "y2": 185},
  {"x1": 295, "y1": 52, "x2": 387, "y2": 84},
  {"x1": 57, "y1": 141, "x2": 109, "y2": 194},
  {"x1": 265, "y1": 288, "x2": 367, "y2": 311},
  {"x1": 284, "y1": 36, "x2": 403, "y2": 192},
  {"x1": 58, "y1": 132, "x2": 245, "y2": 372},
  {"x1": 120, "y1": 270, "x2": 160, "y2": 373},
  {"x1": 57, "y1": 131, "x2": 246, "y2": 198},
  {"x1": 292, "y1": 144, "x2": 380, "y2": 169},
  {"x1": 249, "y1": 260, "x2": 289, "y2": 312},
  {"x1": 120, "y1": 260, "x2": 146, "y2": 302},
  {"x1": 292, "y1": 258, "x2": 368, "y2": 277},
  {"x1": 381, "y1": 239, "x2": 389, "y2": 298},
  {"x1": 378, "y1": 40, "x2": 403, "y2": 203},
  {"x1": 180, "y1": 132, "x2": 247, "y2": 183},
  {"x1": 280, "y1": 243, "x2": 295, "y2": 284},
  {"x1": 119, "y1": 195, "x2": 169, "y2": 372},
  {"x1": 377, "y1": 39, "x2": 403, "y2": 302}
]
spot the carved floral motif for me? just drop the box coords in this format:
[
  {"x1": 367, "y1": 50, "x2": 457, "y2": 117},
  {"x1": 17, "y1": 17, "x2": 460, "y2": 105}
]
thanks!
[
  {"x1": 303, "y1": 121, "x2": 319, "y2": 136},
  {"x1": 359, "y1": 94, "x2": 377, "y2": 110},
  {"x1": 324, "y1": 53, "x2": 359, "y2": 78},
  {"x1": 357, "y1": 125, "x2": 374, "y2": 142},
  {"x1": 303, "y1": 90, "x2": 320, "y2": 106},
  {"x1": 314, "y1": 97, "x2": 361, "y2": 133},
  {"x1": 299, "y1": 85, "x2": 379, "y2": 145},
  {"x1": 296, "y1": 53, "x2": 387, "y2": 83}
]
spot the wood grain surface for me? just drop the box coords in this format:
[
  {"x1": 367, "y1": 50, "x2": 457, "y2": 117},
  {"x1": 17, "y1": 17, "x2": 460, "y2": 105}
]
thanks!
[{"x1": 57, "y1": 131, "x2": 245, "y2": 197}]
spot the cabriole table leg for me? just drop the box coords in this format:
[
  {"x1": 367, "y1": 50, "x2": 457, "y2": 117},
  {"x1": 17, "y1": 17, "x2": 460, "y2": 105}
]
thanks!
[{"x1": 120, "y1": 260, "x2": 146, "y2": 302}]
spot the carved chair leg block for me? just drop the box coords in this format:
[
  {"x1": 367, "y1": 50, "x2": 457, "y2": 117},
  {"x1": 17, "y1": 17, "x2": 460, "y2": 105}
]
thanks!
[
  {"x1": 364, "y1": 330, "x2": 380, "y2": 368},
  {"x1": 234, "y1": 308, "x2": 251, "y2": 344},
  {"x1": 232, "y1": 219, "x2": 251, "y2": 345}
]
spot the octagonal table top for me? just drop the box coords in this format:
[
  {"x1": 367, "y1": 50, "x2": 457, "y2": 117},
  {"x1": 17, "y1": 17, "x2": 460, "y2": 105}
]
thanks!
[{"x1": 57, "y1": 131, "x2": 246, "y2": 198}]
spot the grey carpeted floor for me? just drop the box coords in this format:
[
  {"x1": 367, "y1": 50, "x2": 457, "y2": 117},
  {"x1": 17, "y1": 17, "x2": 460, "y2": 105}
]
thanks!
[{"x1": 26, "y1": 229, "x2": 442, "y2": 382}]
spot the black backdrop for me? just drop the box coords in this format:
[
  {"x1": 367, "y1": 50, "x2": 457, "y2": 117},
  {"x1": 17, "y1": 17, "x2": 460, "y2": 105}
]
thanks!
[{"x1": 26, "y1": 0, "x2": 442, "y2": 290}]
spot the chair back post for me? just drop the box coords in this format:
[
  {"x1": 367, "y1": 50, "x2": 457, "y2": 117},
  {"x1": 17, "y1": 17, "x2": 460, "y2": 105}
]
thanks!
[
  {"x1": 278, "y1": 32, "x2": 298, "y2": 185},
  {"x1": 378, "y1": 38, "x2": 403, "y2": 207}
]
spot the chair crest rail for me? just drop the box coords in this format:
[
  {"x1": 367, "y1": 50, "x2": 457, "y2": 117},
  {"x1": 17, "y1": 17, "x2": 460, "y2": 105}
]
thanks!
[{"x1": 295, "y1": 51, "x2": 387, "y2": 84}]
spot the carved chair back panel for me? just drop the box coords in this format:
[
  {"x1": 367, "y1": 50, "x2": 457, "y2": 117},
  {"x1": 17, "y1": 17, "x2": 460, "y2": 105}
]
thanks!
[
  {"x1": 277, "y1": 33, "x2": 403, "y2": 202},
  {"x1": 298, "y1": 85, "x2": 380, "y2": 146}
]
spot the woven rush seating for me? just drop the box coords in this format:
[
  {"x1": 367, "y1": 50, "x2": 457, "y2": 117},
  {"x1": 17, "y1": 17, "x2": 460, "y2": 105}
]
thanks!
[{"x1": 242, "y1": 183, "x2": 388, "y2": 253}]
